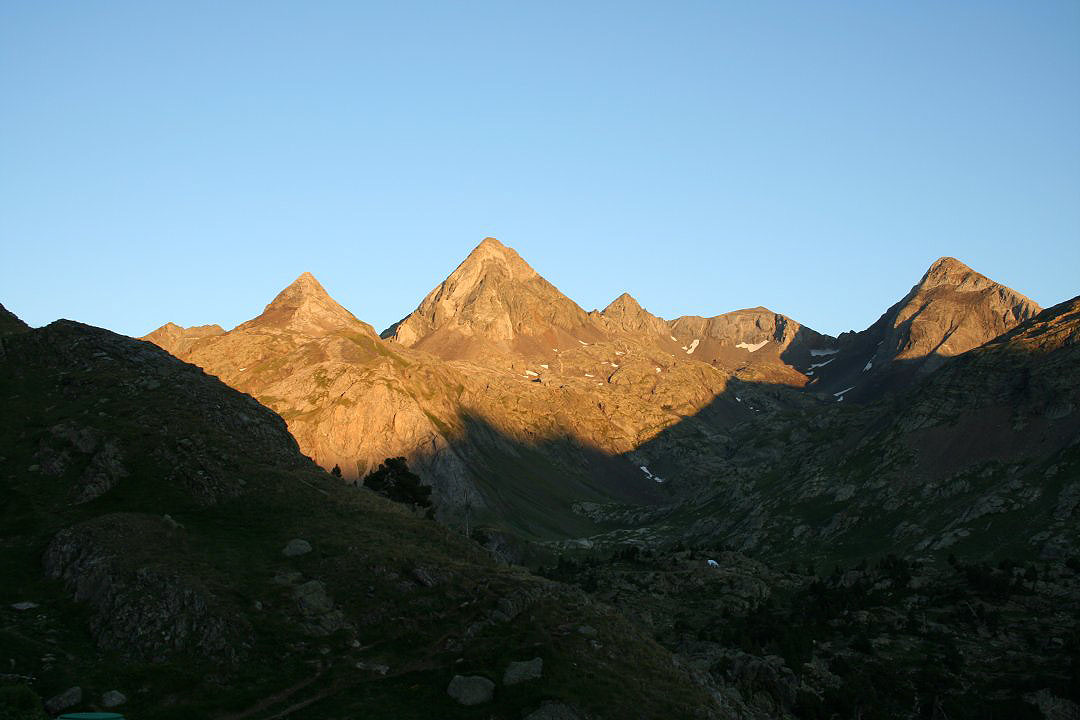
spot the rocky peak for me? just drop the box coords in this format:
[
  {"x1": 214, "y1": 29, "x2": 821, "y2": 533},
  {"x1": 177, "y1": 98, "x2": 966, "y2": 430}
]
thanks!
[
  {"x1": 238, "y1": 272, "x2": 373, "y2": 337},
  {"x1": 917, "y1": 256, "x2": 1017, "y2": 295},
  {"x1": 601, "y1": 293, "x2": 669, "y2": 337},
  {"x1": 815, "y1": 257, "x2": 1043, "y2": 400},
  {"x1": 383, "y1": 238, "x2": 600, "y2": 357}
]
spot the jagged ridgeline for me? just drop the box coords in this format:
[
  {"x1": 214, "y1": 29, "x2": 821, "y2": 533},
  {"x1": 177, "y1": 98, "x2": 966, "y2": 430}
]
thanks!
[
  {"x1": 0, "y1": 317, "x2": 733, "y2": 718},
  {"x1": 139, "y1": 238, "x2": 1069, "y2": 564}
]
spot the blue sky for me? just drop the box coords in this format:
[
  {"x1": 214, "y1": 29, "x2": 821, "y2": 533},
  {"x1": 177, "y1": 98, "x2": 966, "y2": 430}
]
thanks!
[{"x1": 2, "y1": 1, "x2": 1078, "y2": 338}]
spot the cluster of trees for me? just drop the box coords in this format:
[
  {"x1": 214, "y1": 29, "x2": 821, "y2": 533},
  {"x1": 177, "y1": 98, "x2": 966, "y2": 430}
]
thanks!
[{"x1": 331, "y1": 457, "x2": 433, "y2": 510}]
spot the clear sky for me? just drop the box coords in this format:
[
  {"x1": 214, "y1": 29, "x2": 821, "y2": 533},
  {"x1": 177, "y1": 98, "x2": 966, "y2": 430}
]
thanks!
[{"x1": 2, "y1": 1, "x2": 1078, "y2": 338}]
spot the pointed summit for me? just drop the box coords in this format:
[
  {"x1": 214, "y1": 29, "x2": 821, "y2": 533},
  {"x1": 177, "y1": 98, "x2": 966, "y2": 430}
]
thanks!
[
  {"x1": 813, "y1": 257, "x2": 1042, "y2": 400},
  {"x1": 604, "y1": 292, "x2": 642, "y2": 313},
  {"x1": 238, "y1": 272, "x2": 373, "y2": 337},
  {"x1": 601, "y1": 293, "x2": 669, "y2": 337},
  {"x1": 382, "y1": 237, "x2": 603, "y2": 359}
]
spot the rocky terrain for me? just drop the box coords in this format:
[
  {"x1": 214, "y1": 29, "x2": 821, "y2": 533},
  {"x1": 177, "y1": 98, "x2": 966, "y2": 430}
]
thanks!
[
  {"x1": 3, "y1": 238, "x2": 1074, "y2": 719},
  {"x1": 0, "y1": 316, "x2": 743, "y2": 719}
]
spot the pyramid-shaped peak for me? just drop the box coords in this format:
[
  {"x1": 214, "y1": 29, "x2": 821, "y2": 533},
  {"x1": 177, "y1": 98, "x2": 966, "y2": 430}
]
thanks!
[
  {"x1": 383, "y1": 237, "x2": 597, "y2": 352},
  {"x1": 282, "y1": 271, "x2": 329, "y2": 294},
  {"x1": 604, "y1": 292, "x2": 643, "y2": 313},
  {"x1": 923, "y1": 256, "x2": 974, "y2": 280},
  {"x1": 913, "y1": 256, "x2": 1026, "y2": 297},
  {"x1": 240, "y1": 272, "x2": 373, "y2": 337}
]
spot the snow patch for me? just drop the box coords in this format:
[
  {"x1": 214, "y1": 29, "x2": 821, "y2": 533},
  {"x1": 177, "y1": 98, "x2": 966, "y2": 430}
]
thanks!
[
  {"x1": 808, "y1": 358, "x2": 835, "y2": 370},
  {"x1": 707, "y1": 559, "x2": 720, "y2": 568},
  {"x1": 686, "y1": 338, "x2": 700, "y2": 354},
  {"x1": 655, "y1": 367, "x2": 661, "y2": 373},
  {"x1": 736, "y1": 340, "x2": 768, "y2": 353},
  {"x1": 639, "y1": 465, "x2": 665, "y2": 484},
  {"x1": 670, "y1": 335, "x2": 678, "y2": 341},
  {"x1": 578, "y1": 340, "x2": 588, "y2": 345},
  {"x1": 863, "y1": 360, "x2": 872, "y2": 372},
  {"x1": 584, "y1": 373, "x2": 594, "y2": 377},
  {"x1": 611, "y1": 363, "x2": 619, "y2": 368},
  {"x1": 833, "y1": 386, "x2": 855, "y2": 401},
  {"x1": 525, "y1": 370, "x2": 539, "y2": 377},
  {"x1": 615, "y1": 351, "x2": 625, "y2": 356},
  {"x1": 540, "y1": 364, "x2": 549, "y2": 369},
  {"x1": 810, "y1": 348, "x2": 839, "y2": 357}
]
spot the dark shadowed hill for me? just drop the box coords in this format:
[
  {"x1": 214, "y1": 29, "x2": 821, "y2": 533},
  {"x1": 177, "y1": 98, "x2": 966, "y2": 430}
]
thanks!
[{"x1": 0, "y1": 315, "x2": 744, "y2": 719}]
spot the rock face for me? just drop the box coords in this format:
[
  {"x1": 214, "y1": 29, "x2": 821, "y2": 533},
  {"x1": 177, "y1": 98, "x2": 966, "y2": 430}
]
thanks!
[
  {"x1": 446, "y1": 674, "x2": 495, "y2": 705},
  {"x1": 809, "y1": 257, "x2": 1041, "y2": 400},
  {"x1": 383, "y1": 237, "x2": 605, "y2": 361}
]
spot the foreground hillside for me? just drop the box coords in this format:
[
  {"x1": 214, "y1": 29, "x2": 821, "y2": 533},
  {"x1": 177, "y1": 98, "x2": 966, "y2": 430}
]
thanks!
[{"x1": 0, "y1": 319, "x2": 736, "y2": 719}]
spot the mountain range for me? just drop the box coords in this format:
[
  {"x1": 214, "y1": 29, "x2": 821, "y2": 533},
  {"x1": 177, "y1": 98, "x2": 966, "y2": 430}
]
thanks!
[
  {"x1": 141, "y1": 238, "x2": 1052, "y2": 552},
  {"x1": 2, "y1": 238, "x2": 1077, "y2": 719}
]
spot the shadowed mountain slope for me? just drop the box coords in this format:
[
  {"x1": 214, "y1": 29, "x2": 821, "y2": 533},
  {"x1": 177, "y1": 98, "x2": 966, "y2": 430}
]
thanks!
[
  {"x1": 612, "y1": 295, "x2": 1080, "y2": 566},
  {"x1": 0, "y1": 314, "x2": 741, "y2": 719},
  {"x1": 0, "y1": 302, "x2": 30, "y2": 335}
]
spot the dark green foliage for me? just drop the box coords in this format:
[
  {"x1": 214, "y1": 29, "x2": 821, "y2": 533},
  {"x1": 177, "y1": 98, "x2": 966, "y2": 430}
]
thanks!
[
  {"x1": 0, "y1": 685, "x2": 46, "y2": 720},
  {"x1": 331, "y1": 464, "x2": 342, "y2": 477},
  {"x1": 362, "y1": 457, "x2": 432, "y2": 508}
]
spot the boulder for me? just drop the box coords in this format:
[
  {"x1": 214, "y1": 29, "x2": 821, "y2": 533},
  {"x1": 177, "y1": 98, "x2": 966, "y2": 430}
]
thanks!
[
  {"x1": 282, "y1": 538, "x2": 312, "y2": 557},
  {"x1": 101, "y1": 689, "x2": 127, "y2": 707},
  {"x1": 44, "y1": 686, "x2": 82, "y2": 714},
  {"x1": 503, "y1": 657, "x2": 543, "y2": 685},
  {"x1": 447, "y1": 674, "x2": 494, "y2": 705}
]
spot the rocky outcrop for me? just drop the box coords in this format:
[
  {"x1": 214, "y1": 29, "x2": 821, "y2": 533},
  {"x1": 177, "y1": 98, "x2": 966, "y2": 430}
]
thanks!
[
  {"x1": 43, "y1": 514, "x2": 253, "y2": 664},
  {"x1": 142, "y1": 321, "x2": 224, "y2": 357}
]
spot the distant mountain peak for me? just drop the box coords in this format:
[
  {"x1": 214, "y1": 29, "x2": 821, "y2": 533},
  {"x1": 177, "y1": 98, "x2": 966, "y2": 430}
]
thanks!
[
  {"x1": 600, "y1": 292, "x2": 668, "y2": 337},
  {"x1": 240, "y1": 272, "x2": 372, "y2": 336},
  {"x1": 383, "y1": 237, "x2": 597, "y2": 356},
  {"x1": 454, "y1": 236, "x2": 537, "y2": 282},
  {"x1": 605, "y1": 292, "x2": 641, "y2": 311}
]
